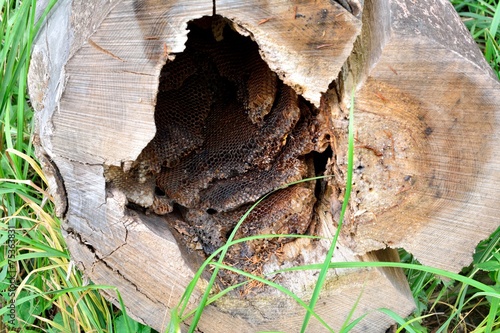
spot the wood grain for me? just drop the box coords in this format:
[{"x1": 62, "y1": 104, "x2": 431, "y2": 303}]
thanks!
[{"x1": 336, "y1": 0, "x2": 500, "y2": 272}]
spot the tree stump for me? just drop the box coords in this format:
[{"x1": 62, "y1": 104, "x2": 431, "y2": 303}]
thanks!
[{"x1": 28, "y1": 0, "x2": 500, "y2": 332}]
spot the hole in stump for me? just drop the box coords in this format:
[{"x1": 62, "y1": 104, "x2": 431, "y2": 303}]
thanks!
[{"x1": 110, "y1": 15, "x2": 337, "y2": 287}]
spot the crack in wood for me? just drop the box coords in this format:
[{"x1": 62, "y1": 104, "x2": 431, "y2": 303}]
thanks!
[{"x1": 88, "y1": 38, "x2": 125, "y2": 62}]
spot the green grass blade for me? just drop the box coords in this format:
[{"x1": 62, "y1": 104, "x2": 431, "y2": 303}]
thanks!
[
  {"x1": 16, "y1": 2, "x2": 40, "y2": 179},
  {"x1": 166, "y1": 306, "x2": 182, "y2": 333},
  {"x1": 377, "y1": 308, "x2": 419, "y2": 333},
  {"x1": 485, "y1": 290, "x2": 500, "y2": 333},
  {"x1": 278, "y1": 261, "x2": 497, "y2": 294},
  {"x1": 1, "y1": 1, "x2": 29, "y2": 114},
  {"x1": 179, "y1": 281, "x2": 248, "y2": 321},
  {"x1": 485, "y1": 1, "x2": 500, "y2": 61},
  {"x1": 33, "y1": 0, "x2": 59, "y2": 36},
  {"x1": 339, "y1": 283, "x2": 365, "y2": 332},
  {"x1": 339, "y1": 314, "x2": 367, "y2": 333},
  {"x1": 0, "y1": 283, "x2": 136, "y2": 333}
]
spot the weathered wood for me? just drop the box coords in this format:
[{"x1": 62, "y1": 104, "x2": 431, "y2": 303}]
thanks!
[
  {"x1": 28, "y1": 0, "x2": 500, "y2": 332},
  {"x1": 217, "y1": 0, "x2": 361, "y2": 106},
  {"x1": 336, "y1": 0, "x2": 500, "y2": 271}
]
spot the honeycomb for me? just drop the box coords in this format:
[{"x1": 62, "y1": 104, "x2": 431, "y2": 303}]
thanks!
[{"x1": 105, "y1": 16, "x2": 332, "y2": 281}]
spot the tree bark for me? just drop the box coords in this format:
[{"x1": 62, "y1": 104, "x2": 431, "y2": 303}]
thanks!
[{"x1": 28, "y1": 0, "x2": 500, "y2": 332}]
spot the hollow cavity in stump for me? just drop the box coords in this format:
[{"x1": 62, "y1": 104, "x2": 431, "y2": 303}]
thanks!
[{"x1": 104, "y1": 15, "x2": 333, "y2": 285}]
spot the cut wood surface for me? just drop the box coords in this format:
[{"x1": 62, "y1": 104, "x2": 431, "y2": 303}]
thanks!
[
  {"x1": 338, "y1": 0, "x2": 500, "y2": 271},
  {"x1": 28, "y1": 0, "x2": 500, "y2": 332}
]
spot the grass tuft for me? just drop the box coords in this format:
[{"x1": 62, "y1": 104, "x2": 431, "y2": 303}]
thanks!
[
  {"x1": 452, "y1": 0, "x2": 500, "y2": 78},
  {"x1": 0, "y1": 1, "x2": 150, "y2": 332}
]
